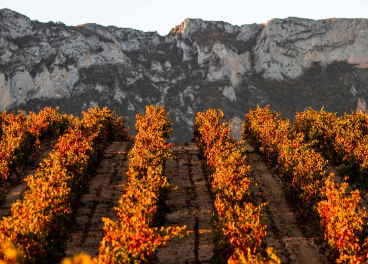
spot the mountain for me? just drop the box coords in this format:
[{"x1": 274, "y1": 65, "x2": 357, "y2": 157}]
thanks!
[{"x1": 1, "y1": 8, "x2": 368, "y2": 141}]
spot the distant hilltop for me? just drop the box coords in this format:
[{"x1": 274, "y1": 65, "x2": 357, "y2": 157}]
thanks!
[{"x1": 1, "y1": 8, "x2": 368, "y2": 141}]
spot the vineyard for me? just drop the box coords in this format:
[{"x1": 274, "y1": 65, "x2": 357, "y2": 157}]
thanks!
[{"x1": 0, "y1": 105, "x2": 367, "y2": 263}]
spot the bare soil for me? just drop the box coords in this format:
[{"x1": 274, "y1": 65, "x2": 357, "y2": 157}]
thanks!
[
  {"x1": 157, "y1": 143, "x2": 214, "y2": 264},
  {"x1": 65, "y1": 141, "x2": 130, "y2": 257},
  {"x1": 0, "y1": 141, "x2": 55, "y2": 219},
  {"x1": 245, "y1": 144, "x2": 323, "y2": 264}
]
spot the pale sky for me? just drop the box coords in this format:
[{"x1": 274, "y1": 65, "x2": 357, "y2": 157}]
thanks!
[{"x1": 2, "y1": 0, "x2": 368, "y2": 35}]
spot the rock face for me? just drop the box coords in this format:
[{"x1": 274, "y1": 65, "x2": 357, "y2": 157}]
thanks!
[
  {"x1": 254, "y1": 18, "x2": 368, "y2": 80},
  {"x1": 356, "y1": 97, "x2": 367, "y2": 112},
  {"x1": 1, "y1": 9, "x2": 368, "y2": 141}
]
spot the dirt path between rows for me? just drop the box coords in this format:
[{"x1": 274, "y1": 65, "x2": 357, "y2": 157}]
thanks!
[
  {"x1": 312, "y1": 147, "x2": 368, "y2": 210},
  {"x1": 65, "y1": 141, "x2": 130, "y2": 257},
  {"x1": 328, "y1": 163, "x2": 368, "y2": 211},
  {"x1": 157, "y1": 143, "x2": 214, "y2": 264},
  {"x1": 245, "y1": 144, "x2": 323, "y2": 264},
  {"x1": 0, "y1": 141, "x2": 55, "y2": 219}
]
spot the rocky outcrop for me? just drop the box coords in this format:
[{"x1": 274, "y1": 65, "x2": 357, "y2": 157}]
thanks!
[
  {"x1": 1, "y1": 9, "x2": 368, "y2": 141},
  {"x1": 356, "y1": 97, "x2": 367, "y2": 112},
  {"x1": 254, "y1": 17, "x2": 368, "y2": 79}
]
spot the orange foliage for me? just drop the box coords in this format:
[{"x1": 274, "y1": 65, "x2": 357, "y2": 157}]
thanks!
[
  {"x1": 194, "y1": 109, "x2": 280, "y2": 263},
  {"x1": 0, "y1": 107, "x2": 129, "y2": 263},
  {"x1": 0, "y1": 107, "x2": 72, "y2": 183},
  {"x1": 97, "y1": 105, "x2": 187, "y2": 263},
  {"x1": 243, "y1": 105, "x2": 368, "y2": 262},
  {"x1": 318, "y1": 174, "x2": 367, "y2": 263}
]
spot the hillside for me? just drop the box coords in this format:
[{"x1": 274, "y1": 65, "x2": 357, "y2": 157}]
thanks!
[{"x1": 1, "y1": 9, "x2": 368, "y2": 141}]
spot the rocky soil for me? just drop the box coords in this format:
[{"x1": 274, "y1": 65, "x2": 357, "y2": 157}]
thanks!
[
  {"x1": 65, "y1": 142, "x2": 131, "y2": 257},
  {"x1": 157, "y1": 143, "x2": 214, "y2": 263},
  {"x1": 246, "y1": 144, "x2": 323, "y2": 264}
]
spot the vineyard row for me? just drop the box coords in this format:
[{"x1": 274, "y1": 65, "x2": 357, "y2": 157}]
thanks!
[
  {"x1": 0, "y1": 105, "x2": 368, "y2": 263},
  {"x1": 243, "y1": 105, "x2": 368, "y2": 263},
  {"x1": 0, "y1": 107, "x2": 129, "y2": 263}
]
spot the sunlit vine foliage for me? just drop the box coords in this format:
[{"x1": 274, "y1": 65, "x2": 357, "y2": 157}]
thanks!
[
  {"x1": 0, "y1": 107, "x2": 129, "y2": 264},
  {"x1": 194, "y1": 109, "x2": 280, "y2": 263},
  {"x1": 0, "y1": 108, "x2": 72, "y2": 184},
  {"x1": 97, "y1": 105, "x2": 187, "y2": 264},
  {"x1": 294, "y1": 107, "x2": 368, "y2": 187},
  {"x1": 242, "y1": 105, "x2": 368, "y2": 263}
]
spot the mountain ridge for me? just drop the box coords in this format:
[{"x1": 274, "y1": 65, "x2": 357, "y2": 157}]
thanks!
[{"x1": 1, "y1": 9, "x2": 368, "y2": 141}]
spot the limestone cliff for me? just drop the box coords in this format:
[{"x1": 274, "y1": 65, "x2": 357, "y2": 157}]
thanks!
[{"x1": 1, "y1": 9, "x2": 368, "y2": 141}]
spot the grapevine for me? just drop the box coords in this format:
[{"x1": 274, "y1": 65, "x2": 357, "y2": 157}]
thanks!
[
  {"x1": 242, "y1": 105, "x2": 368, "y2": 262},
  {"x1": 0, "y1": 107, "x2": 128, "y2": 263},
  {"x1": 97, "y1": 105, "x2": 187, "y2": 264},
  {"x1": 194, "y1": 109, "x2": 280, "y2": 263}
]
